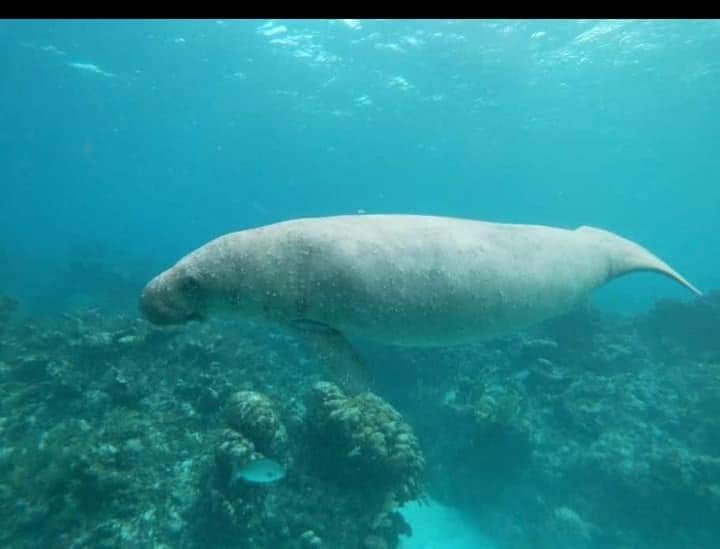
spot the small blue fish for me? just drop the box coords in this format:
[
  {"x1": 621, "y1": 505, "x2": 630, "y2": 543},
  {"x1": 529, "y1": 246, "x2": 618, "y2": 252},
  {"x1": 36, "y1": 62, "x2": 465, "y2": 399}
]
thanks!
[{"x1": 231, "y1": 458, "x2": 286, "y2": 484}]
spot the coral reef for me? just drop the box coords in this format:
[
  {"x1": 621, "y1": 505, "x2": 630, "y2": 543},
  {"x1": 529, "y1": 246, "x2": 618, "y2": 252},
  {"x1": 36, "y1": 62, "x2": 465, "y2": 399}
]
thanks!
[
  {"x1": 303, "y1": 381, "x2": 424, "y2": 503},
  {"x1": 190, "y1": 383, "x2": 421, "y2": 549},
  {"x1": 0, "y1": 306, "x2": 301, "y2": 548},
  {"x1": 398, "y1": 300, "x2": 720, "y2": 549},
  {"x1": 1, "y1": 290, "x2": 719, "y2": 548},
  {"x1": 224, "y1": 390, "x2": 288, "y2": 457},
  {"x1": 638, "y1": 290, "x2": 720, "y2": 361}
]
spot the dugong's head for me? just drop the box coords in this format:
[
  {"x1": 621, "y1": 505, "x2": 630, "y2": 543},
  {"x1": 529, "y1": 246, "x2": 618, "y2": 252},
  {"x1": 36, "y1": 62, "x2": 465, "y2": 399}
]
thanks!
[
  {"x1": 139, "y1": 236, "x2": 239, "y2": 325},
  {"x1": 139, "y1": 264, "x2": 209, "y2": 325},
  {"x1": 139, "y1": 231, "x2": 288, "y2": 326}
]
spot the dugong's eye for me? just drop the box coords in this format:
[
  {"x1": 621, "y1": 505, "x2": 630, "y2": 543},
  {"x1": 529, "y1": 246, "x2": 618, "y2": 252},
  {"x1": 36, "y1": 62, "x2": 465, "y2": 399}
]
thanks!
[{"x1": 180, "y1": 275, "x2": 202, "y2": 296}]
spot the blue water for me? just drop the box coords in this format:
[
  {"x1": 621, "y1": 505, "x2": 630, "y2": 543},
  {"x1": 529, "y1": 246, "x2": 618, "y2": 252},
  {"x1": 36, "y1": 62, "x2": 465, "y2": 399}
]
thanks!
[
  {"x1": 1, "y1": 19, "x2": 718, "y2": 316},
  {"x1": 1, "y1": 19, "x2": 719, "y2": 549}
]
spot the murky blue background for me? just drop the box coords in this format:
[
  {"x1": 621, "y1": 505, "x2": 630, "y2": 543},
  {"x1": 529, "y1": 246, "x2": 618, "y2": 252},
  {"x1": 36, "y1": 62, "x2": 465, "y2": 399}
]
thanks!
[{"x1": 1, "y1": 19, "x2": 717, "y2": 314}]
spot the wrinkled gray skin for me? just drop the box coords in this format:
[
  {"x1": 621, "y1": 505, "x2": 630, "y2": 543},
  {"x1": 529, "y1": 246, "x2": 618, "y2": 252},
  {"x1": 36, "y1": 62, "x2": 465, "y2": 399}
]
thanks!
[{"x1": 139, "y1": 215, "x2": 700, "y2": 347}]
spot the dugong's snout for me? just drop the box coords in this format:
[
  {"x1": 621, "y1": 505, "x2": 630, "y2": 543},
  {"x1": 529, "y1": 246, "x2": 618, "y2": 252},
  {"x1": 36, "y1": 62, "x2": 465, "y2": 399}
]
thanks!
[{"x1": 139, "y1": 271, "x2": 206, "y2": 325}]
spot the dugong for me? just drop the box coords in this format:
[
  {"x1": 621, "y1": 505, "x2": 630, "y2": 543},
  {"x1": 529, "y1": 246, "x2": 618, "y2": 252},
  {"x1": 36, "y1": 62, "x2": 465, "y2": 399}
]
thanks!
[{"x1": 139, "y1": 215, "x2": 700, "y2": 389}]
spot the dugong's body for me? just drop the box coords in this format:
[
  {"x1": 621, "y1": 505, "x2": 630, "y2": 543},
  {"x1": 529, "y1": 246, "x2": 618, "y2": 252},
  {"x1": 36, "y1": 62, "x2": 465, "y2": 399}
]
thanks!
[
  {"x1": 140, "y1": 215, "x2": 699, "y2": 340},
  {"x1": 139, "y1": 215, "x2": 700, "y2": 386}
]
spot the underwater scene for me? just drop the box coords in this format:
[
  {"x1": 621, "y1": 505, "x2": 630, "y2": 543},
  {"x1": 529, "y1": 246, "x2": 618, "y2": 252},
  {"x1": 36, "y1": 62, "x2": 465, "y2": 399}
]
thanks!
[{"x1": 1, "y1": 18, "x2": 719, "y2": 549}]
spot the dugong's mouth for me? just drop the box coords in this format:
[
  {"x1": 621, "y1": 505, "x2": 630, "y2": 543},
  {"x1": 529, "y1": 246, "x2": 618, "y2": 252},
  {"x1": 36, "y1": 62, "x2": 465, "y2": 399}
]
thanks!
[
  {"x1": 139, "y1": 298, "x2": 205, "y2": 325},
  {"x1": 138, "y1": 278, "x2": 205, "y2": 325}
]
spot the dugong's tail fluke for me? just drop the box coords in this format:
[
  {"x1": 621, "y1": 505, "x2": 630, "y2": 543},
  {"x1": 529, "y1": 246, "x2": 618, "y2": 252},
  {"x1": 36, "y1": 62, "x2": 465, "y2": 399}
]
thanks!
[
  {"x1": 629, "y1": 256, "x2": 703, "y2": 296},
  {"x1": 577, "y1": 226, "x2": 702, "y2": 297}
]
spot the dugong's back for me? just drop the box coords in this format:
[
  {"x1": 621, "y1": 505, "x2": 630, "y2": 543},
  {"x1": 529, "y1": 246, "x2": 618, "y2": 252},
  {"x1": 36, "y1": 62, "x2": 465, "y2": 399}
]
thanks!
[{"x1": 259, "y1": 215, "x2": 605, "y2": 345}]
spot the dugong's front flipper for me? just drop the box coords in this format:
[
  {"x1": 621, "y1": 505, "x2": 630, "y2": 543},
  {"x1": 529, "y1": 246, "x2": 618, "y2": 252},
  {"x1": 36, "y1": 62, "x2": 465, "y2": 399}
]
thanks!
[{"x1": 293, "y1": 321, "x2": 372, "y2": 394}]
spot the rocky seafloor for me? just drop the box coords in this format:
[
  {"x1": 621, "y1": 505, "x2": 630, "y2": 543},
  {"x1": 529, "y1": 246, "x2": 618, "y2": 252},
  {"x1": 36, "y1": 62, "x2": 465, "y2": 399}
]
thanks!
[{"x1": 0, "y1": 291, "x2": 719, "y2": 548}]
